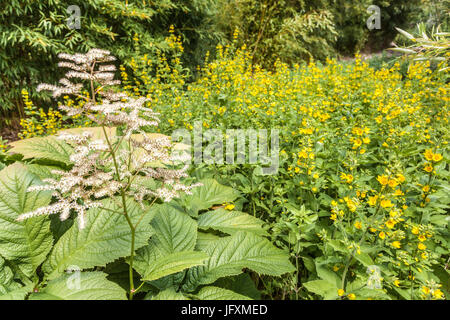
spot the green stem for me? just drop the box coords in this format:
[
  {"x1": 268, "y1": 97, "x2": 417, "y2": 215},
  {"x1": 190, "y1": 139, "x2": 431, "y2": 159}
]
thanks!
[
  {"x1": 341, "y1": 198, "x2": 382, "y2": 292},
  {"x1": 101, "y1": 124, "x2": 136, "y2": 299}
]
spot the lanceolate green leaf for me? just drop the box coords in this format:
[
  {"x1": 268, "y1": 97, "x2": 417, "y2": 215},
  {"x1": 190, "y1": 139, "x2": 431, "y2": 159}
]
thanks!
[
  {"x1": 134, "y1": 204, "x2": 198, "y2": 282},
  {"x1": 0, "y1": 163, "x2": 53, "y2": 278},
  {"x1": 302, "y1": 280, "x2": 338, "y2": 298},
  {"x1": 43, "y1": 198, "x2": 154, "y2": 279},
  {"x1": 198, "y1": 209, "x2": 267, "y2": 236},
  {"x1": 143, "y1": 251, "x2": 209, "y2": 281},
  {"x1": 8, "y1": 136, "x2": 73, "y2": 165},
  {"x1": 29, "y1": 272, "x2": 127, "y2": 300},
  {"x1": 183, "y1": 231, "x2": 295, "y2": 292},
  {"x1": 195, "y1": 286, "x2": 252, "y2": 300}
]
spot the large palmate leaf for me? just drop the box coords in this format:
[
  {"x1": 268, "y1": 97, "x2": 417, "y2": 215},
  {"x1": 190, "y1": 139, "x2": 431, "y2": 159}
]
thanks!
[
  {"x1": 142, "y1": 251, "x2": 209, "y2": 281},
  {"x1": 134, "y1": 204, "x2": 198, "y2": 284},
  {"x1": 196, "y1": 232, "x2": 220, "y2": 251},
  {"x1": 58, "y1": 127, "x2": 116, "y2": 140},
  {"x1": 43, "y1": 198, "x2": 154, "y2": 279},
  {"x1": 178, "y1": 179, "x2": 240, "y2": 215},
  {"x1": 195, "y1": 286, "x2": 252, "y2": 300},
  {"x1": 8, "y1": 136, "x2": 73, "y2": 165},
  {"x1": 213, "y1": 273, "x2": 261, "y2": 299},
  {"x1": 29, "y1": 272, "x2": 126, "y2": 300},
  {"x1": 183, "y1": 231, "x2": 295, "y2": 291},
  {"x1": 198, "y1": 209, "x2": 267, "y2": 236},
  {"x1": 8, "y1": 127, "x2": 117, "y2": 166},
  {"x1": 0, "y1": 285, "x2": 33, "y2": 300},
  {"x1": 0, "y1": 163, "x2": 53, "y2": 277}
]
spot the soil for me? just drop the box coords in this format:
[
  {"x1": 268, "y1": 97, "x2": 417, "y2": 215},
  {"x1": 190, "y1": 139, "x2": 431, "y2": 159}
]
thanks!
[{"x1": 0, "y1": 118, "x2": 21, "y2": 143}]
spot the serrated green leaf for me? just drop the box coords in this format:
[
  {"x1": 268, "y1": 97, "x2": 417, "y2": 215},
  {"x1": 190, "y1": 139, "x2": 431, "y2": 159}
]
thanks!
[
  {"x1": 0, "y1": 284, "x2": 33, "y2": 300},
  {"x1": 0, "y1": 163, "x2": 53, "y2": 277},
  {"x1": 198, "y1": 209, "x2": 267, "y2": 236},
  {"x1": 196, "y1": 286, "x2": 252, "y2": 300},
  {"x1": 134, "y1": 204, "x2": 197, "y2": 275},
  {"x1": 143, "y1": 251, "x2": 208, "y2": 281},
  {"x1": 8, "y1": 136, "x2": 73, "y2": 164},
  {"x1": 213, "y1": 273, "x2": 261, "y2": 299},
  {"x1": 28, "y1": 272, "x2": 126, "y2": 300},
  {"x1": 134, "y1": 204, "x2": 198, "y2": 287},
  {"x1": 196, "y1": 231, "x2": 220, "y2": 251},
  {"x1": 179, "y1": 179, "x2": 240, "y2": 215},
  {"x1": 183, "y1": 231, "x2": 295, "y2": 292},
  {"x1": 147, "y1": 288, "x2": 189, "y2": 300},
  {"x1": 43, "y1": 198, "x2": 154, "y2": 279}
]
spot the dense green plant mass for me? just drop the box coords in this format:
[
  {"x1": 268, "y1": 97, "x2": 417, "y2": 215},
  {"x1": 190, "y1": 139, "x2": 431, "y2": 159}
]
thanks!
[
  {"x1": 0, "y1": 48, "x2": 294, "y2": 300},
  {"x1": 0, "y1": 0, "x2": 220, "y2": 117},
  {"x1": 119, "y1": 42, "x2": 449, "y2": 300}
]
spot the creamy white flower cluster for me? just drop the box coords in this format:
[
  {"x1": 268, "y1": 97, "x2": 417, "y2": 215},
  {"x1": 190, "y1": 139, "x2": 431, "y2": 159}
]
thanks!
[
  {"x1": 18, "y1": 49, "x2": 200, "y2": 229},
  {"x1": 17, "y1": 132, "x2": 120, "y2": 228}
]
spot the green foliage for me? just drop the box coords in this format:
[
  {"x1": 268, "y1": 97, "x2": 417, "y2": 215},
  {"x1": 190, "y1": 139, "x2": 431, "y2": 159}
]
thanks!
[
  {"x1": 29, "y1": 272, "x2": 127, "y2": 300},
  {"x1": 330, "y1": 0, "x2": 421, "y2": 55},
  {"x1": 0, "y1": 0, "x2": 220, "y2": 116},
  {"x1": 0, "y1": 155, "x2": 293, "y2": 300},
  {"x1": 42, "y1": 198, "x2": 154, "y2": 280},
  {"x1": 390, "y1": 23, "x2": 449, "y2": 74},
  {"x1": 215, "y1": 0, "x2": 337, "y2": 66},
  {"x1": 0, "y1": 163, "x2": 53, "y2": 278}
]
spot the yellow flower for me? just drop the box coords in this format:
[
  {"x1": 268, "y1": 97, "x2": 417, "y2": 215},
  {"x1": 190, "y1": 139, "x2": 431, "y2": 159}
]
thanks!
[
  {"x1": 379, "y1": 231, "x2": 386, "y2": 240},
  {"x1": 391, "y1": 241, "x2": 401, "y2": 249},
  {"x1": 418, "y1": 243, "x2": 426, "y2": 250},
  {"x1": 354, "y1": 221, "x2": 362, "y2": 229},
  {"x1": 385, "y1": 219, "x2": 396, "y2": 229},
  {"x1": 424, "y1": 149, "x2": 434, "y2": 161},
  {"x1": 433, "y1": 289, "x2": 444, "y2": 299},
  {"x1": 422, "y1": 286, "x2": 430, "y2": 295},
  {"x1": 377, "y1": 175, "x2": 389, "y2": 186},
  {"x1": 330, "y1": 213, "x2": 337, "y2": 221},
  {"x1": 424, "y1": 164, "x2": 433, "y2": 173},
  {"x1": 347, "y1": 293, "x2": 356, "y2": 300},
  {"x1": 380, "y1": 199, "x2": 394, "y2": 208},
  {"x1": 388, "y1": 179, "x2": 398, "y2": 188},
  {"x1": 367, "y1": 195, "x2": 378, "y2": 206},
  {"x1": 396, "y1": 174, "x2": 405, "y2": 183},
  {"x1": 337, "y1": 289, "x2": 345, "y2": 296},
  {"x1": 432, "y1": 153, "x2": 443, "y2": 162},
  {"x1": 393, "y1": 279, "x2": 400, "y2": 287},
  {"x1": 224, "y1": 204, "x2": 235, "y2": 210},
  {"x1": 411, "y1": 226, "x2": 420, "y2": 235},
  {"x1": 422, "y1": 185, "x2": 430, "y2": 193}
]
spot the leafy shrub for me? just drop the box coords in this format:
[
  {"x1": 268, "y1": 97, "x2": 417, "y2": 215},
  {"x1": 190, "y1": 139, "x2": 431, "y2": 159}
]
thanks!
[
  {"x1": 0, "y1": 0, "x2": 220, "y2": 118},
  {"x1": 214, "y1": 0, "x2": 338, "y2": 67},
  {"x1": 390, "y1": 23, "x2": 449, "y2": 75},
  {"x1": 123, "y1": 44, "x2": 449, "y2": 300},
  {"x1": 0, "y1": 49, "x2": 293, "y2": 300}
]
